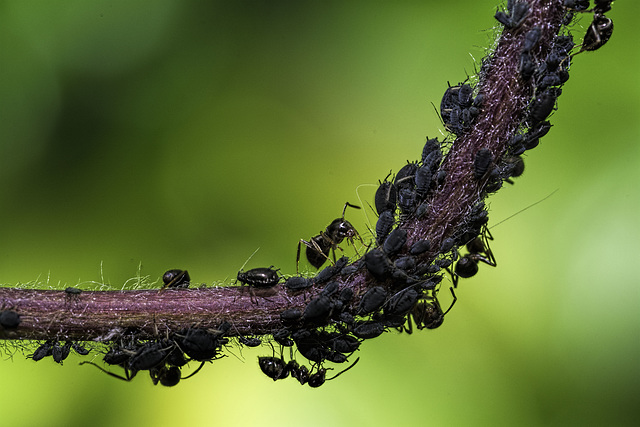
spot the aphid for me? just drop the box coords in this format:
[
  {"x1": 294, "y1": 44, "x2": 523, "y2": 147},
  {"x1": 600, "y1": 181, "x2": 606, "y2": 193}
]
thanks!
[
  {"x1": 69, "y1": 342, "x2": 88, "y2": 356},
  {"x1": 284, "y1": 276, "x2": 312, "y2": 292},
  {"x1": 421, "y1": 137, "x2": 441, "y2": 165},
  {"x1": 375, "y1": 210, "x2": 395, "y2": 245},
  {"x1": 237, "y1": 266, "x2": 281, "y2": 289},
  {"x1": 375, "y1": 174, "x2": 397, "y2": 215},
  {"x1": 523, "y1": 26, "x2": 542, "y2": 53},
  {"x1": 384, "y1": 287, "x2": 420, "y2": 317},
  {"x1": 440, "y1": 237, "x2": 456, "y2": 253},
  {"x1": 329, "y1": 335, "x2": 361, "y2": 354},
  {"x1": 563, "y1": 0, "x2": 590, "y2": 11},
  {"x1": 280, "y1": 308, "x2": 303, "y2": 323},
  {"x1": 422, "y1": 145, "x2": 443, "y2": 174},
  {"x1": 519, "y1": 51, "x2": 537, "y2": 81},
  {"x1": 394, "y1": 162, "x2": 418, "y2": 190},
  {"x1": 174, "y1": 328, "x2": 223, "y2": 361},
  {"x1": 314, "y1": 262, "x2": 341, "y2": 284},
  {"x1": 415, "y1": 201, "x2": 430, "y2": 218},
  {"x1": 52, "y1": 341, "x2": 72, "y2": 364},
  {"x1": 30, "y1": 340, "x2": 54, "y2": 361},
  {"x1": 495, "y1": 0, "x2": 530, "y2": 29},
  {"x1": 409, "y1": 239, "x2": 431, "y2": 255},
  {"x1": 302, "y1": 295, "x2": 333, "y2": 322},
  {"x1": 592, "y1": 0, "x2": 614, "y2": 14},
  {"x1": 321, "y1": 281, "x2": 340, "y2": 297},
  {"x1": 523, "y1": 120, "x2": 552, "y2": 150},
  {"x1": 128, "y1": 341, "x2": 170, "y2": 371},
  {"x1": 0, "y1": 310, "x2": 20, "y2": 329},
  {"x1": 294, "y1": 331, "x2": 329, "y2": 363},
  {"x1": 440, "y1": 82, "x2": 483, "y2": 135},
  {"x1": 580, "y1": 13, "x2": 613, "y2": 52},
  {"x1": 397, "y1": 187, "x2": 416, "y2": 216},
  {"x1": 457, "y1": 83, "x2": 474, "y2": 107},
  {"x1": 364, "y1": 248, "x2": 392, "y2": 279},
  {"x1": 353, "y1": 321, "x2": 385, "y2": 339},
  {"x1": 358, "y1": 286, "x2": 388, "y2": 315},
  {"x1": 383, "y1": 228, "x2": 407, "y2": 255},
  {"x1": 340, "y1": 261, "x2": 361, "y2": 276},
  {"x1": 103, "y1": 346, "x2": 133, "y2": 367},
  {"x1": 529, "y1": 87, "x2": 561, "y2": 124},
  {"x1": 414, "y1": 165, "x2": 433, "y2": 199},
  {"x1": 394, "y1": 256, "x2": 416, "y2": 272},
  {"x1": 474, "y1": 148, "x2": 494, "y2": 180},
  {"x1": 297, "y1": 203, "x2": 362, "y2": 272},
  {"x1": 64, "y1": 287, "x2": 82, "y2": 295},
  {"x1": 272, "y1": 328, "x2": 294, "y2": 347},
  {"x1": 160, "y1": 269, "x2": 190, "y2": 290},
  {"x1": 238, "y1": 336, "x2": 262, "y2": 347}
]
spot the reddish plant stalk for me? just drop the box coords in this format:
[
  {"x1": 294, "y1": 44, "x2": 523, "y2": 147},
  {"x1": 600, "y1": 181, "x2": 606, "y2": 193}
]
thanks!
[{"x1": 0, "y1": 0, "x2": 566, "y2": 343}]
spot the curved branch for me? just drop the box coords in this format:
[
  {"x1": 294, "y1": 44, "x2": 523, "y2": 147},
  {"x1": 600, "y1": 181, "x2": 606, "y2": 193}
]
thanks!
[{"x1": 1, "y1": 1, "x2": 569, "y2": 350}]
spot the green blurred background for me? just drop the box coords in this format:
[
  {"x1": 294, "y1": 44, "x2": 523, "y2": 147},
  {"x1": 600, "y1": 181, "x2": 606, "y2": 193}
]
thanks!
[{"x1": 1, "y1": 1, "x2": 638, "y2": 426}]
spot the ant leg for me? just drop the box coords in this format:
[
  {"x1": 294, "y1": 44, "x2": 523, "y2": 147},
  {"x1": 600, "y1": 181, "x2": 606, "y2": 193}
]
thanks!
[
  {"x1": 80, "y1": 361, "x2": 133, "y2": 381},
  {"x1": 181, "y1": 361, "x2": 206, "y2": 380},
  {"x1": 326, "y1": 357, "x2": 360, "y2": 381},
  {"x1": 296, "y1": 241, "x2": 303, "y2": 274},
  {"x1": 446, "y1": 265, "x2": 460, "y2": 288},
  {"x1": 443, "y1": 287, "x2": 457, "y2": 316}
]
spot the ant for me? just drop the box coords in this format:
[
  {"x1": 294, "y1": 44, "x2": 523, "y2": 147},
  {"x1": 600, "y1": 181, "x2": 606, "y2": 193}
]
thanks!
[
  {"x1": 402, "y1": 287, "x2": 457, "y2": 333},
  {"x1": 450, "y1": 226, "x2": 497, "y2": 288},
  {"x1": 296, "y1": 202, "x2": 363, "y2": 273}
]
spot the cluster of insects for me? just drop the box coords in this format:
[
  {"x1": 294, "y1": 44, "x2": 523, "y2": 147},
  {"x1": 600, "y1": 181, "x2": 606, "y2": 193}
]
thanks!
[
  {"x1": 78, "y1": 324, "x2": 230, "y2": 387},
  {"x1": 14, "y1": 1, "x2": 615, "y2": 388}
]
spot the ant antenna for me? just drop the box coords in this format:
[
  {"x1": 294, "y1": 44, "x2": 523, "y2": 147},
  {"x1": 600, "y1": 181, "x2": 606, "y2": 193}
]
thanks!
[{"x1": 491, "y1": 189, "x2": 559, "y2": 229}]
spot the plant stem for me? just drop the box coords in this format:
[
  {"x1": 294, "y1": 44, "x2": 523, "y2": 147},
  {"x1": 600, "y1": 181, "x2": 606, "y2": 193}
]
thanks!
[{"x1": 1, "y1": 0, "x2": 566, "y2": 343}]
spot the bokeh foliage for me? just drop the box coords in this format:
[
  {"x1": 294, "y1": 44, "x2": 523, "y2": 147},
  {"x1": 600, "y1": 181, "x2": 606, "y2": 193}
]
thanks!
[{"x1": 0, "y1": 1, "x2": 638, "y2": 426}]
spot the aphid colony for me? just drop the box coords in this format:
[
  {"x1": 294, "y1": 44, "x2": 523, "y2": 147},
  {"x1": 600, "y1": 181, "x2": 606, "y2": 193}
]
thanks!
[{"x1": 15, "y1": 1, "x2": 616, "y2": 388}]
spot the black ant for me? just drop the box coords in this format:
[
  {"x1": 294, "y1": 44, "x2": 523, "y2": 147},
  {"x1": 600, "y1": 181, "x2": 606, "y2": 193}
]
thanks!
[
  {"x1": 402, "y1": 287, "x2": 457, "y2": 333},
  {"x1": 450, "y1": 226, "x2": 497, "y2": 288},
  {"x1": 564, "y1": 0, "x2": 614, "y2": 53},
  {"x1": 296, "y1": 202, "x2": 363, "y2": 273},
  {"x1": 579, "y1": 12, "x2": 613, "y2": 52}
]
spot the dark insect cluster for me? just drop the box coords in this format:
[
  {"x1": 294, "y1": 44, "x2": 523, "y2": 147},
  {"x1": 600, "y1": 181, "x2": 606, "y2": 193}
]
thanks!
[
  {"x1": 14, "y1": 2, "x2": 612, "y2": 390},
  {"x1": 29, "y1": 340, "x2": 90, "y2": 364},
  {"x1": 563, "y1": 1, "x2": 615, "y2": 53},
  {"x1": 440, "y1": 83, "x2": 484, "y2": 136},
  {"x1": 495, "y1": 0, "x2": 530, "y2": 29},
  {"x1": 78, "y1": 325, "x2": 229, "y2": 386}
]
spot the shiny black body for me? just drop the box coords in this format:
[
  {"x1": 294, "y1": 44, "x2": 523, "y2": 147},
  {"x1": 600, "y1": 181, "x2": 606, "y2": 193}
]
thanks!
[
  {"x1": 237, "y1": 267, "x2": 280, "y2": 288},
  {"x1": 297, "y1": 203, "x2": 361, "y2": 271}
]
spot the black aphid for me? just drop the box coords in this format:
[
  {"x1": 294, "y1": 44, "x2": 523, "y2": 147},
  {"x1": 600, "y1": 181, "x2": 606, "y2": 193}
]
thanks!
[
  {"x1": 495, "y1": 0, "x2": 530, "y2": 29},
  {"x1": 0, "y1": 310, "x2": 21, "y2": 329}
]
